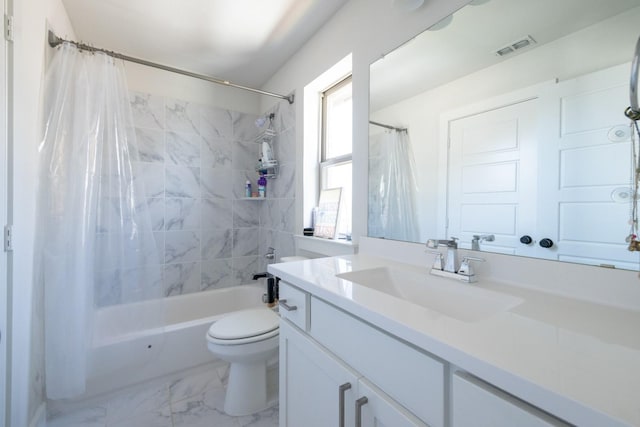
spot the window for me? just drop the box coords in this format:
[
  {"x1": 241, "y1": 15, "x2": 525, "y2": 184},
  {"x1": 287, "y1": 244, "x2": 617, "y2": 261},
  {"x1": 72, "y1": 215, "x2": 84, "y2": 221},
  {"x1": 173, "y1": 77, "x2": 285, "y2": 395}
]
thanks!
[{"x1": 320, "y1": 76, "x2": 352, "y2": 239}]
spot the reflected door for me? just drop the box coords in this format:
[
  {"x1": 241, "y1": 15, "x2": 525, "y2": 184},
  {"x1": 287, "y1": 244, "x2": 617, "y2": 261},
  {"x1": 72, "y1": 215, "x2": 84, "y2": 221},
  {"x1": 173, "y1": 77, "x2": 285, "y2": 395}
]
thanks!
[
  {"x1": 446, "y1": 97, "x2": 540, "y2": 257},
  {"x1": 446, "y1": 63, "x2": 639, "y2": 268},
  {"x1": 541, "y1": 63, "x2": 639, "y2": 269}
]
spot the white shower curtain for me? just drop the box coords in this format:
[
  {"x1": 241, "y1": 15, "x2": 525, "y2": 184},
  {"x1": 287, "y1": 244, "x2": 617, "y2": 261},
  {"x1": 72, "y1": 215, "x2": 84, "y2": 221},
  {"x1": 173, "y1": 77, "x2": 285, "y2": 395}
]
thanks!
[
  {"x1": 379, "y1": 129, "x2": 420, "y2": 241},
  {"x1": 37, "y1": 43, "x2": 162, "y2": 399}
]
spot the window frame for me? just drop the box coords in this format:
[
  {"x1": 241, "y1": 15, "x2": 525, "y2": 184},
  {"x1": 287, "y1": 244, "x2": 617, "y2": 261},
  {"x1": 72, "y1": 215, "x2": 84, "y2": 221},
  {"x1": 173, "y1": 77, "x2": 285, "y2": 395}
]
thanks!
[
  {"x1": 320, "y1": 74, "x2": 353, "y2": 165},
  {"x1": 319, "y1": 74, "x2": 353, "y2": 238}
]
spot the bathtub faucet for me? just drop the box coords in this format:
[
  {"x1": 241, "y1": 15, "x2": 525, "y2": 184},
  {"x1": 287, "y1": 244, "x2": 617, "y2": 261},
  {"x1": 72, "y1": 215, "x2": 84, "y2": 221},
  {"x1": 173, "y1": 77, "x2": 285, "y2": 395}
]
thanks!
[{"x1": 253, "y1": 272, "x2": 280, "y2": 304}]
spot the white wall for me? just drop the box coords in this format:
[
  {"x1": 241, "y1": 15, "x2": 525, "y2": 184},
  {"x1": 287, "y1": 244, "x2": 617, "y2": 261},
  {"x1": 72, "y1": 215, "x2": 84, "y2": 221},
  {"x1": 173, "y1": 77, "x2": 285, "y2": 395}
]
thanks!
[
  {"x1": 11, "y1": 0, "x2": 75, "y2": 425},
  {"x1": 259, "y1": 0, "x2": 471, "y2": 244}
]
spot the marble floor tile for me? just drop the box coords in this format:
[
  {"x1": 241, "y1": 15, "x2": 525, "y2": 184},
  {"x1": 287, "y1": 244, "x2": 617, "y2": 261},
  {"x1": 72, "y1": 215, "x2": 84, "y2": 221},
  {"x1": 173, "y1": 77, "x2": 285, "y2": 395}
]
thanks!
[
  {"x1": 236, "y1": 405, "x2": 279, "y2": 427},
  {"x1": 169, "y1": 366, "x2": 224, "y2": 404},
  {"x1": 47, "y1": 362, "x2": 278, "y2": 427},
  {"x1": 215, "y1": 363, "x2": 230, "y2": 386},
  {"x1": 171, "y1": 393, "x2": 240, "y2": 427},
  {"x1": 105, "y1": 380, "x2": 171, "y2": 424},
  {"x1": 108, "y1": 409, "x2": 173, "y2": 427}
]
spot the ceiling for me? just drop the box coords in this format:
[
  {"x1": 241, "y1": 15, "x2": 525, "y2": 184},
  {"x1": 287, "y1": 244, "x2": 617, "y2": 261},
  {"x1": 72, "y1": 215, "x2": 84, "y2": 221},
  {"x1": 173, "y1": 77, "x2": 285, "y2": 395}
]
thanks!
[
  {"x1": 370, "y1": 0, "x2": 640, "y2": 111},
  {"x1": 60, "y1": 0, "x2": 349, "y2": 88}
]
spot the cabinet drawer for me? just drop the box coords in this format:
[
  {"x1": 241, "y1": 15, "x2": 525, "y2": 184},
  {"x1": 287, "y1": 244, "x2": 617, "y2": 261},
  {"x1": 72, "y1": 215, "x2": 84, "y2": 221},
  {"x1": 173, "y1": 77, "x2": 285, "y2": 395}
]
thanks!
[
  {"x1": 310, "y1": 297, "x2": 445, "y2": 427},
  {"x1": 452, "y1": 372, "x2": 569, "y2": 427},
  {"x1": 278, "y1": 281, "x2": 310, "y2": 331}
]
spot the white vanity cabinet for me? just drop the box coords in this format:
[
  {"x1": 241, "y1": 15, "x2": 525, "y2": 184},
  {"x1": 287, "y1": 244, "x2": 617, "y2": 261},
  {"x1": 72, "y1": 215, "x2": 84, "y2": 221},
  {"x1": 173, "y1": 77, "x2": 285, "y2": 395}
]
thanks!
[
  {"x1": 451, "y1": 372, "x2": 569, "y2": 427},
  {"x1": 309, "y1": 295, "x2": 445, "y2": 426},
  {"x1": 279, "y1": 319, "x2": 358, "y2": 427},
  {"x1": 278, "y1": 280, "x2": 571, "y2": 427},
  {"x1": 278, "y1": 280, "x2": 310, "y2": 330},
  {"x1": 271, "y1": 253, "x2": 634, "y2": 427},
  {"x1": 278, "y1": 281, "x2": 440, "y2": 427},
  {"x1": 357, "y1": 379, "x2": 429, "y2": 427},
  {"x1": 279, "y1": 319, "x2": 427, "y2": 427}
]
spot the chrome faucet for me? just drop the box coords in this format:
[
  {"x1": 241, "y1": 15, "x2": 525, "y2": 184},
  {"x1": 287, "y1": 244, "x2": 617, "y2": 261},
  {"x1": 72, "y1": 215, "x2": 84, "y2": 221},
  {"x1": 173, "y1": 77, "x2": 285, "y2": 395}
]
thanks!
[
  {"x1": 426, "y1": 238, "x2": 459, "y2": 272},
  {"x1": 426, "y1": 237, "x2": 484, "y2": 283}
]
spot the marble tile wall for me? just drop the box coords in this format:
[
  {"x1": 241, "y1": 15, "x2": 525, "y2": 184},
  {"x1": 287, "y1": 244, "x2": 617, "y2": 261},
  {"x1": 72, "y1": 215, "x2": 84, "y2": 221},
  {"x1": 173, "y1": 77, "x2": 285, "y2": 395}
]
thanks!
[{"x1": 96, "y1": 93, "x2": 296, "y2": 306}]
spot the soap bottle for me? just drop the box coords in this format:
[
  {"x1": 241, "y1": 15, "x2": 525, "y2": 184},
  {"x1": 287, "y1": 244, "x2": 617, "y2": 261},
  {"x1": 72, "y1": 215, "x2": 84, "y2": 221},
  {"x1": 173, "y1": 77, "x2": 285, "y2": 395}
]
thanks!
[
  {"x1": 258, "y1": 175, "x2": 267, "y2": 198},
  {"x1": 245, "y1": 180, "x2": 252, "y2": 198}
]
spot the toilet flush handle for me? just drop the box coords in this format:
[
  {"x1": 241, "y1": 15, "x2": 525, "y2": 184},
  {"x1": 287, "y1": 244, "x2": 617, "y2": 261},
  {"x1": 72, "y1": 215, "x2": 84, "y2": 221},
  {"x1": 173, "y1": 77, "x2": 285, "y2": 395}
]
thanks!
[{"x1": 278, "y1": 299, "x2": 298, "y2": 311}]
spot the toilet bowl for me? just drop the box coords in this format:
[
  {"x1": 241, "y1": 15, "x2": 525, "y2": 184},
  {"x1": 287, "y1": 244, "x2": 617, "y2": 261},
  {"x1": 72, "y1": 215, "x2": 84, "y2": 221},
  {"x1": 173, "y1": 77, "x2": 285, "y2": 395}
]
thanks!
[{"x1": 206, "y1": 307, "x2": 279, "y2": 416}]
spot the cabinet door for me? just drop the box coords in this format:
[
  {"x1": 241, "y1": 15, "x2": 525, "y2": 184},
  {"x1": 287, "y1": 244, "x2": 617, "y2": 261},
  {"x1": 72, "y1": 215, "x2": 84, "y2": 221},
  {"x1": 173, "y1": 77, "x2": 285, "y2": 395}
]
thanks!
[
  {"x1": 452, "y1": 372, "x2": 569, "y2": 427},
  {"x1": 279, "y1": 319, "x2": 359, "y2": 427},
  {"x1": 311, "y1": 296, "x2": 445, "y2": 426},
  {"x1": 356, "y1": 379, "x2": 429, "y2": 427}
]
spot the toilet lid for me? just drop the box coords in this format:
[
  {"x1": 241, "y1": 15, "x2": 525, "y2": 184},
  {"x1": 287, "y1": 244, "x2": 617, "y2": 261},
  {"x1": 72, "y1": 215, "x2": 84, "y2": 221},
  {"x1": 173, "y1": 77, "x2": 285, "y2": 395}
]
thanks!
[{"x1": 207, "y1": 308, "x2": 279, "y2": 340}]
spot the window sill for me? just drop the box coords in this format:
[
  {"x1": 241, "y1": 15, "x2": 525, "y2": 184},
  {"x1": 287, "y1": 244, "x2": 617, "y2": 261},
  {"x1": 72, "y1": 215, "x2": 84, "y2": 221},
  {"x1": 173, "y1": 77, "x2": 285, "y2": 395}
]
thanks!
[{"x1": 295, "y1": 234, "x2": 358, "y2": 257}]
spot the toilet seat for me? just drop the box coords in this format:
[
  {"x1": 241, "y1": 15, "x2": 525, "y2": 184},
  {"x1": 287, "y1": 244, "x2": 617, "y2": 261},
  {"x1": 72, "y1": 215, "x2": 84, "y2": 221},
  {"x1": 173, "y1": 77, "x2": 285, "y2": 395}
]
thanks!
[{"x1": 207, "y1": 308, "x2": 279, "y2": 345}]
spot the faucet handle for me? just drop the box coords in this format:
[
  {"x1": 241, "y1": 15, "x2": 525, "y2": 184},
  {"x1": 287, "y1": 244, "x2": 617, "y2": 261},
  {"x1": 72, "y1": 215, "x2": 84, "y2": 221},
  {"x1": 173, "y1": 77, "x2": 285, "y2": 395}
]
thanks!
[
  {"x1": 458, "y1": 256, "x2": 485, "y2": 277},
  {"x1": 426, "y1": 250, "x2": 444, "y2": 270}
]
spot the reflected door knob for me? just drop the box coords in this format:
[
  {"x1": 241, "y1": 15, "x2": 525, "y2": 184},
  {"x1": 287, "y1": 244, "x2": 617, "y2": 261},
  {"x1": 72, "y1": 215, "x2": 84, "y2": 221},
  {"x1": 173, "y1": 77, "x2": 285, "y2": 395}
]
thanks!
[
  {"x1": 519, "y1": 235, "x2": 533, "y2": 245},
  {"x1": 539, "y1": 238, "x2": 554, "y2": 248}
]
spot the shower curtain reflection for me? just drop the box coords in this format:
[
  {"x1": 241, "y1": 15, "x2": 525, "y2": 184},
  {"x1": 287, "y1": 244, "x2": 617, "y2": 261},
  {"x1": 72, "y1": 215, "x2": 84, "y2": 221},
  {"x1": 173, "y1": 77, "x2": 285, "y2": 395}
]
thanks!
[
  {"x1": 36, "y1": 43, "x2": 163, "y2": 399},
  {"x1": 369, "y1": 128, "x2": 420, "y2": 241}
]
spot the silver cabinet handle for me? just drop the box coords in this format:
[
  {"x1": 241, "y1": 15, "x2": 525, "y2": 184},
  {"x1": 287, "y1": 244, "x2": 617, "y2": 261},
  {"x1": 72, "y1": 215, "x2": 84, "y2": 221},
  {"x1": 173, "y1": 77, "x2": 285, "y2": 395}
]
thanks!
[
  {"x1": 338, "y1": 383, "x2": 352, "y2": 427},
  {"x1": 278, "y1": 299, "x2": 297, "y2": 311},
  {"x1": 355, "y1": 396, "x2": 368, "y2": 427}
]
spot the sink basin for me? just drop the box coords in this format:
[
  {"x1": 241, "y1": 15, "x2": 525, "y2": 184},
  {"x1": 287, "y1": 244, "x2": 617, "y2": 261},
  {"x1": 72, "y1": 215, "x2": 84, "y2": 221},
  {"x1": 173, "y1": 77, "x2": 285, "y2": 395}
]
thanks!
[{"x1": 336, "y1": 267, "x2": 523, "y2": 322}]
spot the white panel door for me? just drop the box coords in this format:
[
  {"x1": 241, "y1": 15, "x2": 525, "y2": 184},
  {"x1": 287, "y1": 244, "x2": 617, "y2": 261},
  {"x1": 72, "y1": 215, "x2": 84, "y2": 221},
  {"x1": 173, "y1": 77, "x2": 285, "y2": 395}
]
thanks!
[
  {"x1": 540, "y1": 63, "x2": 639, "y2": 269},
  {"x1": 447, "y1": 97, "x2": 540, "y2": 257},
  {"x1": 279, "y1": 320, "x2": 359, "y2": 427}
]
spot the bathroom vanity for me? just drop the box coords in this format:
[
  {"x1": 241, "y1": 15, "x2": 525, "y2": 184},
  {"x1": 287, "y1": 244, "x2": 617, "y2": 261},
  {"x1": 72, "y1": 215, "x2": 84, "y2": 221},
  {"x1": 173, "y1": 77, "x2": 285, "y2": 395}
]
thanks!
[{"x1": 268, "y1": 245, "x2": 640, "y2": 427}]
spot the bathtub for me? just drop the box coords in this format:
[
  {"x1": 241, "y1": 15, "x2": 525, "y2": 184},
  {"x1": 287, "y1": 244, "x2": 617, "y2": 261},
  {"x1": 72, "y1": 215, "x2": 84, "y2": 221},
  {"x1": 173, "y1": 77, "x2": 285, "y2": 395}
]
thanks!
[{"x1": 85, "y1": 283, "x2": 266, "y2": 398}]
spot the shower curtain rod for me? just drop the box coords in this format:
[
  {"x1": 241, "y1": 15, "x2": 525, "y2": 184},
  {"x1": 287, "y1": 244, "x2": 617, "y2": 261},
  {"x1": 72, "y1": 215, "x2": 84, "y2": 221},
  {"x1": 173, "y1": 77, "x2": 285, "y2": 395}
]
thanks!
[
  {"x1": 47, "y1": 31, "x2": 295, "y2": 104},
  {"x1": 369, "y1": 120, "x2": 406, "y2": 132}
]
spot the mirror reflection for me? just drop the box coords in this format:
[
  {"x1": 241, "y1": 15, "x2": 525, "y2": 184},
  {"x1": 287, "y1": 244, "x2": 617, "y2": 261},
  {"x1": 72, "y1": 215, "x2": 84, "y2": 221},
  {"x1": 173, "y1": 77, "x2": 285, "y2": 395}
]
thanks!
[{"x1": 369, "y1": 0, "x2": 640, "y2": 270}]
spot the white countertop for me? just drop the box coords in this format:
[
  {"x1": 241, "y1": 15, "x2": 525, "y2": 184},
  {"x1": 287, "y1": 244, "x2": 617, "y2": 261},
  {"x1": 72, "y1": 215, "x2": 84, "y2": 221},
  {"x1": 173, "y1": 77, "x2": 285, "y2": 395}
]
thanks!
[{"x1": 268, "y1": 254, "x2": 640, "y2": 427}]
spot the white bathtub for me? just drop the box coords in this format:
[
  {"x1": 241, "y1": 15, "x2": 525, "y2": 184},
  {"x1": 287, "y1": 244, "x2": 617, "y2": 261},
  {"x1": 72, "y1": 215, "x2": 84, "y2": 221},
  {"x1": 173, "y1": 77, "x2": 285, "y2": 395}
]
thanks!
[{"x1": 85, "y1": 283, "x2": 266, "y2": 398}]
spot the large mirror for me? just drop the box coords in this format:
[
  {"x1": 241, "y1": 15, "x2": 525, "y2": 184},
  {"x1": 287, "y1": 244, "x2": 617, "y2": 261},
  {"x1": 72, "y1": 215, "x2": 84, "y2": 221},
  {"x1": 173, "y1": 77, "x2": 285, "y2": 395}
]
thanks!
[{"x1": 369, "y1": 0, "x2": 640, "y2": 270}]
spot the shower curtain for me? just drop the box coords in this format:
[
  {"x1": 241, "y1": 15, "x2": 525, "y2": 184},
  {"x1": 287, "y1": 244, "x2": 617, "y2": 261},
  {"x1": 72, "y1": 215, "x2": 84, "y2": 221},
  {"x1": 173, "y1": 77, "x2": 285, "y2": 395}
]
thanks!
[
  {"x1": 37, "y1": 43, "x2": 162, "y2": 399},
  {"x1": 379, "y1": 129, "x2": 420, "y2": 241}
]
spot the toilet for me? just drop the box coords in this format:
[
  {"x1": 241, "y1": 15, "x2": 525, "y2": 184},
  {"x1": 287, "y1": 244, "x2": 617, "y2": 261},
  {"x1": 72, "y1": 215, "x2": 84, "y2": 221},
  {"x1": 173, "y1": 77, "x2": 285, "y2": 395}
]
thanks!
[
  {"x1": 206, "y1": 306, "x2": 280, "y2": 416},
  {"x1": 206, "y1": 256, "x2": 309, "y2": 416}
]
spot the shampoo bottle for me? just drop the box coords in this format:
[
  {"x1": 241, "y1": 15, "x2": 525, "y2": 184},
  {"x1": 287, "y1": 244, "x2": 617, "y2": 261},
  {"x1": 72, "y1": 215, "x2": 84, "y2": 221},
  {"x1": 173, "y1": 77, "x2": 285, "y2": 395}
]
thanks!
[
  {"x1": 245, "y1": 180, "x2": 252, "y2": 198},
  {"x1": 258, "y1": 176, "x2": 267, "y2": 198}
]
